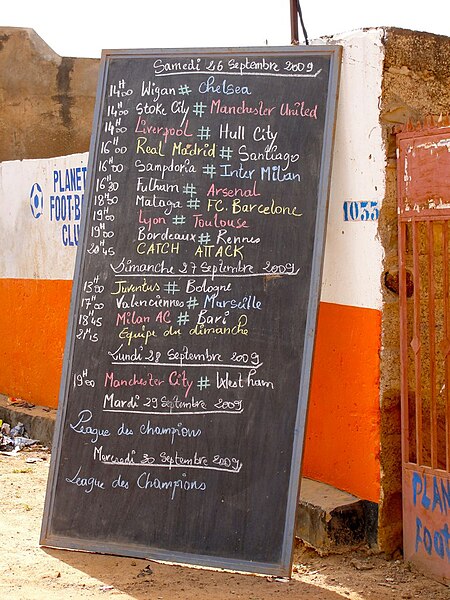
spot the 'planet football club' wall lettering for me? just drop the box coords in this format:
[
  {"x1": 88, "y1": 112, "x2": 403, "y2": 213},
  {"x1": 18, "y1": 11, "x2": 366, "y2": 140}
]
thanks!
[{"x1": 41, "y1": 46, "x2": 341, "y2": 576}]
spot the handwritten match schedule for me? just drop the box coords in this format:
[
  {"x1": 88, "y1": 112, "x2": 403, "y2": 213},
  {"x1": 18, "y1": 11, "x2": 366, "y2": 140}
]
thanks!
[{"x1": 41, "y1": 47, "x2": 341, "y2": 576}]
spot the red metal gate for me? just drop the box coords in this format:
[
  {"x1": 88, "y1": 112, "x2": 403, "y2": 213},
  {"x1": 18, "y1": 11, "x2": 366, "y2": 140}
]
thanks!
[{"x1": 397, "y1": 123, "x2": 450, "y2": 584}]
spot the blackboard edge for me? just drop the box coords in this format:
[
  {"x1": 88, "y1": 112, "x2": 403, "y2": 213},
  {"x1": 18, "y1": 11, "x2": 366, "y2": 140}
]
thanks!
[
  {"x1": 279, "y1": 43, "x2": 343, "y2": 574},
  {"x1": 99, "y1": 44, "x2": 343, "y2": 59},
  {"x1": 40, "y1": 534, "x2": 288, "y2": 577}
]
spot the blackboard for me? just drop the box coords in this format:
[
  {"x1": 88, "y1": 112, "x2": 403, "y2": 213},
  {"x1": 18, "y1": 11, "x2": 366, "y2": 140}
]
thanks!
[{"x1": 41, "y1": 46, "x2": 341, "y2": 576}]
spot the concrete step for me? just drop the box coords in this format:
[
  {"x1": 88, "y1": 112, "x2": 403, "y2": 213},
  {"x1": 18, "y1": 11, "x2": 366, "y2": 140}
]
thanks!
[
  {"x1": 0, "y1": 394, "x2": 56, "y2": 447},
  {"x1": 297, "y1": 477, "x2": 378, "y2": 553}
]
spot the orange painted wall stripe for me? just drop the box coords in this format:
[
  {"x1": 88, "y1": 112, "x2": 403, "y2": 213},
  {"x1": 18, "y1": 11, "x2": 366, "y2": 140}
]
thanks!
[
  {"x1": 303, "y1": 301, "x2": 381, "y2": 503},
  {"x1": 0, "y1": 281, "x2": 381, "y2": 501},
  {"x1": 0, "y1": 278, "x2": 72, "y2": 408}
]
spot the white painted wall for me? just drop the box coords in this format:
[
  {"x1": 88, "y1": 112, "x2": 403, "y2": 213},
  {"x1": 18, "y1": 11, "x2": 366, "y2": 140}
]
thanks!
[
  {"x1": 0, "y1": 153, "x2": 88, "y2": 280},
  {"x1": 320, "y1": 28, "x2": 385, "y2": 311}
]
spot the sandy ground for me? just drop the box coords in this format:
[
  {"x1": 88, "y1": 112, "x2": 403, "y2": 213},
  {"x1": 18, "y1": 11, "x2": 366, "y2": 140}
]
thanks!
[{"x1": 0, "y1": 447, "x2": 448, "y2": 600}]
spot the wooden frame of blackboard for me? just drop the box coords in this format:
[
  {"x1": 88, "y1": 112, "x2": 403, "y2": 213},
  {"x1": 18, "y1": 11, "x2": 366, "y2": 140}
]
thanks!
[{"x1": 40, "y1": 45, "x2": 341, "y2": 577}]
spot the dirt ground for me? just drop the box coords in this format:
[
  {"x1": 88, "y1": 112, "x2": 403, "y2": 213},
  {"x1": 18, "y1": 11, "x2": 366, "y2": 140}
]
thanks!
[{"x1": 0, "y1": 447, "x2": 448, "y2": 600}]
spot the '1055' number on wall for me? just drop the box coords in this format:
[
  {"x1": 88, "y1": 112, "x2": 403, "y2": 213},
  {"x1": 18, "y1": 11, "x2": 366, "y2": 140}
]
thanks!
[{"x1": 343, "y1": 200, "x2": 379, "y2": 222}]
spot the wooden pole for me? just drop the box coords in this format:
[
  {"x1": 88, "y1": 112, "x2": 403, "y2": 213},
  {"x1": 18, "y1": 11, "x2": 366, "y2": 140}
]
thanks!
[{"x1": 290, "y1": 0, "x2": 299, "y2": 45}]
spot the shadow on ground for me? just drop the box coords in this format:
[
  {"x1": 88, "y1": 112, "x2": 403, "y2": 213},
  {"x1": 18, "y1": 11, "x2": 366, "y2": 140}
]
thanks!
[{"x1": 42, "y1": 546, "x2": 344, "y2": 599}]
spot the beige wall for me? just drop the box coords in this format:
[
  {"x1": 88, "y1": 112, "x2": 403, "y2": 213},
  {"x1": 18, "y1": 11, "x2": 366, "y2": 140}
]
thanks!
[{"x1": 0, "y1": 27, "x2": 98, "y2": 161}]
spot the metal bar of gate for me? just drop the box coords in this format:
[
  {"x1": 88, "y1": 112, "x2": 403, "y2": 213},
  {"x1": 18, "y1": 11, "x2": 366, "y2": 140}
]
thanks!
[
  {"x1": 427, "y1": 222, "x2": 437, "y2": 469},
  {"x1": 412, "y1": 220, "x2": 423, "y2": 465},
  {"x1": 399, "y1": 220, "x2": 410, "y2": 464},
  {"x1": 445, "y1": 221, "x2": 450, "y2": 471}
]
